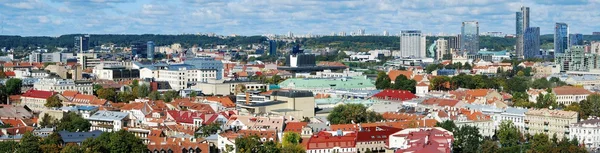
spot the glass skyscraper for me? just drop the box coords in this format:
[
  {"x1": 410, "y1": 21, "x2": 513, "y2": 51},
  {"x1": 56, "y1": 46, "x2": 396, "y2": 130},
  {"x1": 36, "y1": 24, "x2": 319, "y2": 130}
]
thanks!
[
  {"x1": 516, "y1": 12, "x2": 523, "y2": 35},
  {"x1": 461, "y1": 21, "x2": 479, "y2": 55},
  {"x1": 569, "y1": 34, "x2": 584, "y2": 47},
  {"x1": 516, "y1": 6, "x2": 529, "y2": 59},
  {"x1": 554, "y1": 23, "x2": 569, "y2": 54},
  {"x1": 147, "y1": 41, "x2": 155, "y2": 60},
  {"x1": 268, "y1": 40, "x2": 277, "y2": 56},
  {"x1": 524, "y1": 27, "x2": 540, "y2": 59},
  {"x1": 74, "y1": 35, "x2": 90, "y2": 53}
]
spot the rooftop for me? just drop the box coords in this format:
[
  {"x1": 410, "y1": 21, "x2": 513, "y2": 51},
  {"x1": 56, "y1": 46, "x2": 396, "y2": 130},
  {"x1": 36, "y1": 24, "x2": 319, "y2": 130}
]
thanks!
[{"x1": 88, "y1": 111, "x2": 129, "y2": 121}]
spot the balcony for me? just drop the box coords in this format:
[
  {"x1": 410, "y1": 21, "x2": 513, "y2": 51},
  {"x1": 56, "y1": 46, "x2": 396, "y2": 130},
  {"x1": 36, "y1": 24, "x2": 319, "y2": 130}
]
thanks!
[
  {"x1": 544, "y1": 128, "x2": 549, "y2": 132},
  {"x1": 524, "y1": 120, "x2": 529, "y2": 124},
  {"x1": 544, "y1": 121, "x2": 549, "y2": 125}
]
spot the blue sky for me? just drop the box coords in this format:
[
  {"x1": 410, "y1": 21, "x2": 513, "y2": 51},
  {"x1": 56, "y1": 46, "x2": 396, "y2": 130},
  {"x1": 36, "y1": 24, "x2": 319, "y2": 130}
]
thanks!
[{"x1": 0, "y1": 0, "x2": 599, "y2": 36}]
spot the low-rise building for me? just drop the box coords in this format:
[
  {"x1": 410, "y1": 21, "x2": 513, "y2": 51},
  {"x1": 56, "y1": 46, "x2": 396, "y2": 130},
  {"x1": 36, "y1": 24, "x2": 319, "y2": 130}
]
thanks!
[
  {"x1": 525, "y1": 109, "x2": 578, "y2": 138},
  {"x1": 278, "y1": 77, "x2": 375, "y2": 94},
  {"x1": 33, "y1": 78, "x2": 93, "y2": 95},
  {"x1": 553, "y1": 86, "x2": 592, "y2": 105},
  {"x1": 356, "y1": 126, "x2": 401, "y2": 153},
  {"x1": 19, "y1": 90, "x2": 55, "y2": 112},
  {"x1": 87, "y1": 111, "x2": 130, "y2": 132},
  {"x1": 306, "y1": 131, "x2": 357, "y2": 153},
  {"x1": 569, "y1": 118, "x2": 600, "y2": 150},
  {"x1": 387, "y1": 127, "x2": 453, "y2": 153}
]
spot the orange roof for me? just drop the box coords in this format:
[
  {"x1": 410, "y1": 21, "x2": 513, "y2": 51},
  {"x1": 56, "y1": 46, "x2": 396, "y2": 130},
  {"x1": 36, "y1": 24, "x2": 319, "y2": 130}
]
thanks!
[
  {"x1": 62, "y1": 90, "x2": 79, "y2": 98},
  {"x1": 466, "y1": 89, "x2": 489, "y2": 97},
  {"x1": 315, "y1": 93, "x2": 330, "y2": 99},
  {"x1": 413, "y1": 75, "x2": 424, "y2": 82},
  {"x1": 382, "y1": 112, "x2": 423, "y2": 121},
  {"x1": 284, "y1": 122, "x2": 308, "y2": 133},
  {"x1": 204, "y1": 96, "x2": 235, "y2": 108},
  {"x1": 553, "y1": 86, "x2": 593, "y2": 95},
  {"x1": 388, "y1": 70, "x2": 413, "y2": 81},
  {"x1": 416, "y1": 82, "x2": 428, "y2": 87},
  {"x1": 0, "y1": 119, "x2": 26, "y2": 127}
]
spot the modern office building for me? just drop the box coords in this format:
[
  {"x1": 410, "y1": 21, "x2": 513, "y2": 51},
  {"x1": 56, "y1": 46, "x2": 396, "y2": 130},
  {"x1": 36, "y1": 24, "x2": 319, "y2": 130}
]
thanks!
[
  {"x1": 74, "y1": 35, "x2": 90, "y2": 53},
  {"x1": 435, "y1": 38, "x2": 448, "y2": 60},
  {"x1": 516, "y1": 6, "x2": 530, "y2": 59},
  {"x1": 268, "y1": 40, "x2": 277, "y2": 56},
  {"x1": 147, "y1": 41, "x2": 155, "y2": 60},
  {"x1": 131, "y1": 41, "x2": 147, "y2": 59},
  {"x1": 461, "y1": 21, "x2": 479, "y2": 55},
  {"x1": 400, "y1": 30, "x2": 426, "y2": 58},
  {"x1": 448, "y1": 36, "x2": 460, "y2": 54},
  {"x1": 569, "y1": 34, "x2": 584, "y2": 47},
  {"x1": 524, "y1": 27, "x2": 540, "y2": 59},
  {"x1": 29, "y1": 52, "x2": 76, "y2": 63},
  {"x1": 555, "y1": 23, "x2": 569, "y2": 54},
  {"x1": 591, "y1": 41, "x2": 600, "y2": 55}
]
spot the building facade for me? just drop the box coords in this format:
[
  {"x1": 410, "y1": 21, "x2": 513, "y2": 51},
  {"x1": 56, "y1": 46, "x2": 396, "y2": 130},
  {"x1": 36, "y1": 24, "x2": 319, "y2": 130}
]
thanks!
[
  {"x1": 147, "y1": 41, "x2": 155, "y2": 61},
  {"x1": 399, "y1": 30, "x2": 426, "y2": 58},
  {"x1": 524, "y1": 27, "x2": 540, "y2": 59},
  {"x1": 86, "y1": 111, "x2": 129, "y2": 132},
  {"x1": 555, "y1": 23, "x2": 569, "y2": 54},
  {"x1": 569, "y1": 118, "x2": 600, "y2": 150},
  {"x1": 74, "y1": 35, "x2": 90, "y2": 53},
  {"x1": 569, "y1": 34, "x2": 584, "y2": 47},
  {"x1": 33, "y1": 78, "x2": 94, "y2": 95},
  {"x1": 435, "y1": 38, "x2": 448, "y2": 60},
  {"x1": 525, "y1": 109, "x2": 578, "y2": 138},
  {"x1": 555, "y1": 45, "x2": 600, "y2": 72},
  {"x1": 461, "y1": 21, "x2": 479, "y2": 55}
]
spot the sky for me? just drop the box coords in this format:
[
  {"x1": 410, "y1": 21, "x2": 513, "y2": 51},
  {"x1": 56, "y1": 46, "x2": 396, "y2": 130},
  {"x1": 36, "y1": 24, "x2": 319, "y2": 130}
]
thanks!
[{"x1": 0, "y1": 0, "x2": 599, "y2": 36}]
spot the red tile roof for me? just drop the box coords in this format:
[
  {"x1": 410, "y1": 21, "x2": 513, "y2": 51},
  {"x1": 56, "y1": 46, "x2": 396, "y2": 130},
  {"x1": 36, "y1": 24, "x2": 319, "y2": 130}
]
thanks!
[
  {"x1": 307, "y1": 131, "x2": 357, "y2": 150},
  {"x1": 553, "y1": 86, "x2": 593, "y2": 95},
  {"x1": 0, "y1": 119, "x2": 26, "y2": 127},
  {"x1": 284, "y1": 122, "x2": 308, "y2": 134},
  {"x1": 356, "y1": 126, "x2": 401, "y2": 142},
  {"x1": 204, "y1": 96, "x2": 235, "y2": 108},
  {"x1": 4, "y1": 71, "x2": 14, "y2": 77},
  {"x1": 372, "y1": 90, "x2": 417, "y2": 101},
  {"x1": 388, "y1": 70, "x2": 413, "y2": 81},
  {"x1": 21, "y1": 90, "x2": 54, "y2": 99}
]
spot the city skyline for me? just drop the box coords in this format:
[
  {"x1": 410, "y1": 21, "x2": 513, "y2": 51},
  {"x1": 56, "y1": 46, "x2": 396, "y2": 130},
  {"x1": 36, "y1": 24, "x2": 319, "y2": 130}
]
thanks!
[{"x1": 1, "y1": 0, "x2": 599, "y2": 36}]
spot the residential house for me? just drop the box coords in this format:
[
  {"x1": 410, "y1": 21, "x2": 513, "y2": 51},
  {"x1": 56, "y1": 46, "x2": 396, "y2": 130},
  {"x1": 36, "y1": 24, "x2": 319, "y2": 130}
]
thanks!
[
  {"x1": 387, "y1": 127, "x2": 454, "y2": 153},
  {"x1": 525, "y1": 108, "x2": 578, "y2": 138},
  {"x1": 553, "y1": 86, "x2": 592, "y2": 105},
  {"x1": 306, "y1": 131, "x2": 357, "y2": 153},
  {"x1": 19, "y1": 90, "x2": 55, "y2": 112},
  {"x1": 87, "y1": 111, "x2": 130, "y2": 132}
]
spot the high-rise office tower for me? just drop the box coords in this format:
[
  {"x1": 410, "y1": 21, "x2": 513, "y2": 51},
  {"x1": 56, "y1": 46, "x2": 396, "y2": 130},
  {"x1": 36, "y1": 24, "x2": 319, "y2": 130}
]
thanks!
[
  {"x1": 435, "y1": 38, "x2": 448, "y2": 60},
  {"x1": 516, "y1": 6, "x2": 530, "y2": 59},
  {"x1": 524, "y1": 27, "x2": 540, "y2": 59},
  {"x1": 131, "y1": 41, "x2": 147, "y2": 59},
  {"x1": 268, "y1": 40, "x2": 277, "y2": 56},
  {"x1": 461, "y1": 21, "x2": 479, "y2": 55},
  {"x1": 74, "y1": 35, "x2": 90, "y2": 53},
  {"x1": 448, "y1": 36, "x2": 460, "y2": 54},
  {"x1": 147, "y1": 41, "x2": 155, "y2": 60},
  {"x1": 569, "y1": 34, "x2": 584, "y2": 47},
  {"x1": 555, "y1": 23, "x2": 569, "y2": 54},
  {"x1": 400, "y1": 30, "x2": 426, "y2": 58}
]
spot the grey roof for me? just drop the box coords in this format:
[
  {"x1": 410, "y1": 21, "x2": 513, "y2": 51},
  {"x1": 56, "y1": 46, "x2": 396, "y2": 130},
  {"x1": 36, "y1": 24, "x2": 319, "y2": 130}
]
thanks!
[
  {"x1": 87, "y1": 111, "x2": 128, "y2": 121},
  {"x1": 307, "y1": 123, "x2": 330, "y2": 131},
  {"x1": 503, "y1": 107, "x2": 528, "y2": 115},
  {"x1": 59, "y1": 130, "x2": 103, "y2": 143}
]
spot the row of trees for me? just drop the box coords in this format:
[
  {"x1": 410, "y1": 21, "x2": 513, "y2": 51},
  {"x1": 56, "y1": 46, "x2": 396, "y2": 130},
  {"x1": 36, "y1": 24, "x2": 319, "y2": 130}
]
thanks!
[
  {"x1": 375, "y1": 72, "x2": 417, "y2": 93},
  {"x1": 0, "y1": 130, "x2": 147, "y2": 153},
  {"x1": 436, "y1": 120, "x2": 587, "y2": 153},
  {"x1": 94, "y1": 80, "x2": 181, "y2": 103},
  {"x1": 232, "y1": 132, "x2": 304, "y2": 153}
]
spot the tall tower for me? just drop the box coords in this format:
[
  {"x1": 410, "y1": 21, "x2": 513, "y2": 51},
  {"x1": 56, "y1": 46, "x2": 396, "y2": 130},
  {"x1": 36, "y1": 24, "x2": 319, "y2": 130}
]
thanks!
[
  {"x1": 516, "y1": 6, "x2": 530, "y2": 59},
  {"x1": 400, "y1": 30, "x2": 426, "y2": 58},
  {"x1": 554, "y1": 23, "x2": 569, "y2": 54},
  {"x1": 461, "y1": 21, "x2": 479, "y2": 55},
  {"x1": 268, "y1": 40, "x2": 277, "y2": 56},
  {"x1": 74, "y1": 35, "x2": 90, "y2": 53},
  {"x1": 147, "y1": 41, "x2": 155, "y2": 60},
  {"x1": 435, "y1": 38, "x2": 448, "y2": 60},
  {"x1": 524, "y1": 27, "x2": 540, "y2": 59}
]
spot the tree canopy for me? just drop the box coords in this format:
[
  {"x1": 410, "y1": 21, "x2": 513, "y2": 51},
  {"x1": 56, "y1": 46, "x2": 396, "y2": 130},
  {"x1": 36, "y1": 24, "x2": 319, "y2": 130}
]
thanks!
[
  {"x1": 44, "y1": 95, "x2": 62, "y2": 108},
  {"x1": 56, "y1": 112, "x2": 91, "y2": 132},
  {"x1": 327, "y1": 104, "x2": 383, "y2": 124},
  {"x1": 5, "y1": 78, "x2": 22, "y2": 95}
]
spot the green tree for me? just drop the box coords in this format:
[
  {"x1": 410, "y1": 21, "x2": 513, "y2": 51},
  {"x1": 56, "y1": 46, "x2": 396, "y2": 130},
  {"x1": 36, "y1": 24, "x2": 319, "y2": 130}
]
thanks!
[
  {"x1": 57, "y1": 112, "x2": 91, "y2": 132},
  {"x1": 81, "y1": 130, "x2": 147, "y2": 153},
  {"x1": 60, "y1": 144, "x2": 83, "y2": 153},
  {"x1": 196, "y1": 123, "x2": 221, "y2": 137},
  {"x1": 162, "y1": 90, "x2": 179, "y2": 102},
  {"x1": 392, "y1": 75, "x2": 417, "y2": 93},
  {"x1": 148, "y1": 91, "x2": 161, "y2": 101},
  {"x1": 189, "y1": 90, "x2": 198, "y2": 98},
  {"x1": 453, "y1": 125, "x2": 482, "y2": 153},
  {"x1": 5, "y1": 78, "x2": 22, "y2": 95},
  {"x1": 93, "y1": 84, "x2": 103, "y2": 95},
  {"x1": 44, "y1": 95, "x2": 62, "y2": 108},
  {"x1": 506, "y1": 77, "x2": 530, "y2": 93},
  {"x1": 17, "y1": 132, "x2": 41, "y2": 153},
  {"x1": 136, "y1": 84, "x2": 150, "y2": 98},
  {"x1": 531, "y1": 78, "x2": 551, "y2": 89},
  {"x1": 96, "y1": 88, "x2": 116, "y2": 102},
  {"x1": 497, "y1": 120, "x2": 521, "y2": 147},
  {"x1": 463, "y1": 62, "x2": 472, "y2": 70},
  {"x1": 480, "y1": 139, "x2": 499, "y2": 153},
  {"x1": 282, "y1": 132, "x2": 301, "y2": 147},
  {"x1": 259, "y1": 141, "x2": 281, "y2": 153},
  {"x1": 327, "y1": 104, "x2": 383, "y2": 124},
  {"x1": 117, "y1": 91, "x2": 136, "y2": 103},
  {"x1": 39, "y1": 113, "x2": 58, "y2": 128},
  {"x1": 430, "y1": 76, "x2": 451, "y2": 90},
  {"x1": 375, "y1": 71, "x2": 391, "y2": 89},
  {"x1": 435, "y1": 120, "x2": 457, "y2": 132},
  {"x1": 40, "y1": 132, "x2": 63, "y2": 153},
  {"x1": 281, "y1": 144, "x2": 305, "y2": 153},
  {"x1": 235, "y1": 135, "x2": 262, "y2": 153},
  {"x1": 0, "y1": 141, "x2": 18, "y2": 153},
  {"x1": 529, "y1": 133, "x2": 551, "y2": 153}
]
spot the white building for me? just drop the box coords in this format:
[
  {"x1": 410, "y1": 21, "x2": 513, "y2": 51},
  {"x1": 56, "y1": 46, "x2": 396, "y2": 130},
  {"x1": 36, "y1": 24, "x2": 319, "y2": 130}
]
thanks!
[
  {"x1": 569, "y1": 118, "x2": 600, "y2": 150},
  {"x1": 139, "y1": 64, "x2": 218, "y2": 90},
  {"x1": 87, "y1": 111, "x2": 129, "y2": 132},
  {"x1": 454, "y1": 110, "x2": 495, "y2": 137},
  {"x1": 33, "y1": 78, "x2": 94, "y2": 95},
  {"x1": 500, "y1": 107, "x2": 529, "y2": 132},
  {"x1": 399, "y1": 30, "x2": 426, "y2": 58},
  {"x1": 553, "y1": 86, "x2": 592, "y2": 105},
  {"x1": 436, "y1": 38, "x2": 448, "y2": 60},
  {"x1": 296, "y1": 69, "x2": 363, "y2": 78}
]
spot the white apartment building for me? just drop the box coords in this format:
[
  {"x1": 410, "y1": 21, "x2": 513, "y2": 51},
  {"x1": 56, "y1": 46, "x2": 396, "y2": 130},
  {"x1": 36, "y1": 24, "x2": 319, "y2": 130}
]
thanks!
[
  {"x1": 435, "y1": 38, "x2": 448, "y2": 60},
  {"x1": 33, "y1": 78, "x2": 93, "y2": 95},
  {"x1": 400, "y1": 30, "x2": 426, "y2": 58},
  {"x1": 569, "y1": 118, "x2": 600, "y2": 150},
  {"x1": 525, "y1": 109, "x2": 578, "y2": 138},
  {"x1": 86, "y1": 111, "x2": 129, "y2": 132},
  {"x1": 454, "y1": 111, "x2": 495, "y2": 137},
  {"x1": 553, "y1": 86, "x2": 592, "y2": 105},
  {"x1": 139, "y1": 64, "x2": 218, "y2": 90},
  {"x1": 500, "y1": 107, "x2": 529, "y2": 133},
  {"x1": 296, "y1": 69, "x2": 363, "y2": 78}
]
